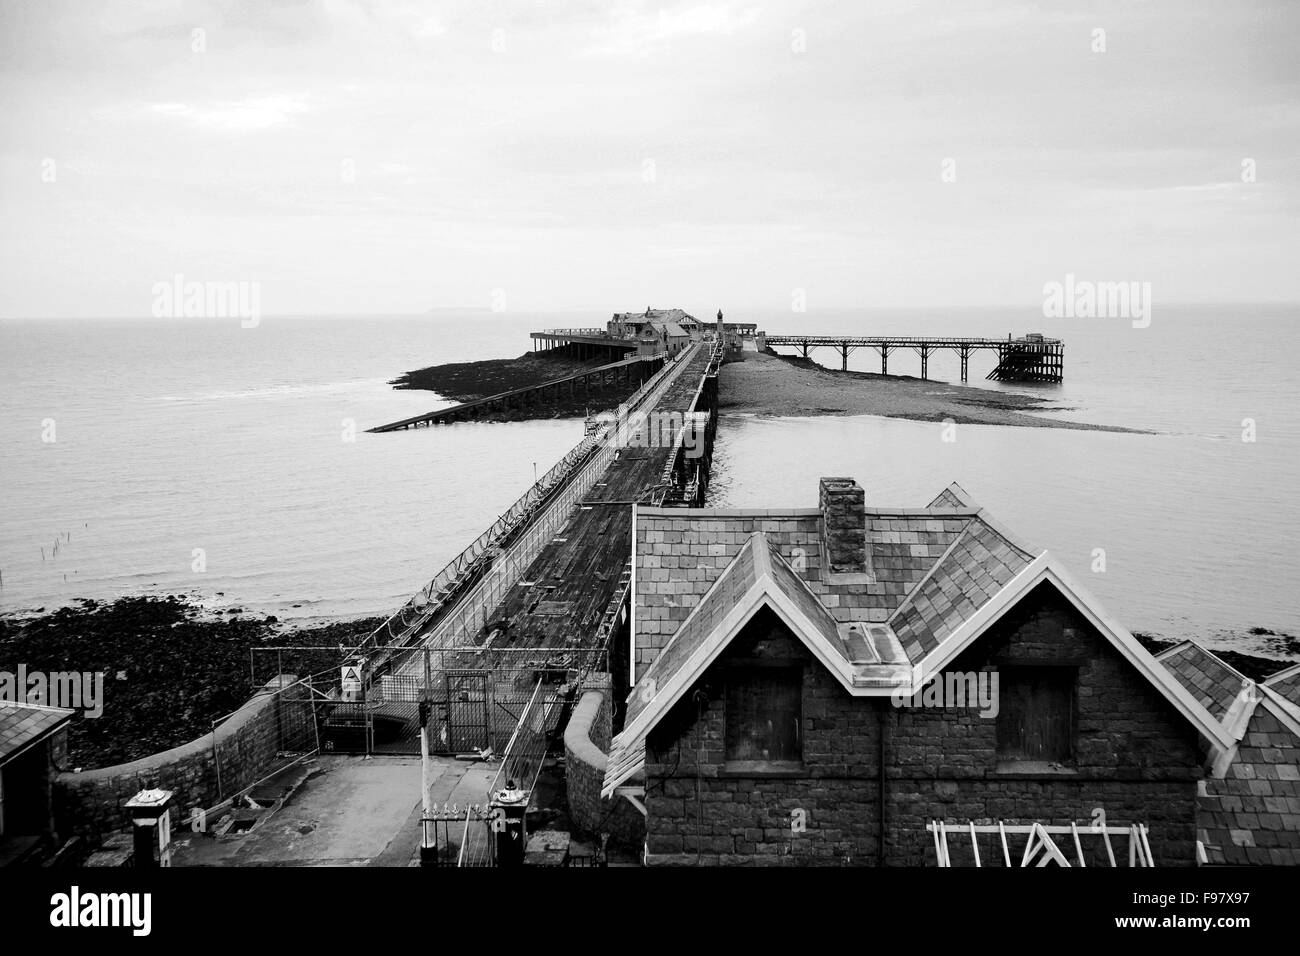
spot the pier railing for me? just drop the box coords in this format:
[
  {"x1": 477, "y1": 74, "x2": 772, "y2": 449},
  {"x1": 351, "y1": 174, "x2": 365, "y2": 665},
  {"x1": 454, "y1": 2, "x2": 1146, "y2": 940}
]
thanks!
[
  {"x1": 390, "y1": 344, "x2": 700, "y2": 669},
  {"x1": 360, "y1": 343, "x2": 700, "y2": 665}
]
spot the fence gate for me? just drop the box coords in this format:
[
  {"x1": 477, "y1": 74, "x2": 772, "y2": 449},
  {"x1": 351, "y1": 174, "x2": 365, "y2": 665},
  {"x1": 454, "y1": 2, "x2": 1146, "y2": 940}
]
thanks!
[
  {"x1": 441, "y1": 670, "x2": 491, "y2": 754},
  {"x1": 317, "y1": 699, "x2": 370, "y2": 755}
]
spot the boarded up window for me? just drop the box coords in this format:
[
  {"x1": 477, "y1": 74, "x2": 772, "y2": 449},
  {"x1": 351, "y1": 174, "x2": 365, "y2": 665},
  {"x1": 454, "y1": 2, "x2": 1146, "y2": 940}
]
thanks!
[
  {"x1": 997, "y1": 667, "x2": 1075, "y2": 763},
  {"x1": 725, "y1": 668, "x2": 801, "y2": 765}
]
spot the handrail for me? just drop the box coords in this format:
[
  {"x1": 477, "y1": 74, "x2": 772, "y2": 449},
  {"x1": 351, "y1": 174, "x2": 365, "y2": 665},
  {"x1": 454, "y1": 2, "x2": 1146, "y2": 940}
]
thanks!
[
  {"x1": 773, "y1": 337, "x2": 1063, "y2": 345},
  {"x1": 361, "y1": 343, "x2": 703, "y2": 667}
]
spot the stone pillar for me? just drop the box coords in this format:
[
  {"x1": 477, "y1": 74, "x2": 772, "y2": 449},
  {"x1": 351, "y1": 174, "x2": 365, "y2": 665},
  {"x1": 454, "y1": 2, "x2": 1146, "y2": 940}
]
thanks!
[
  {"x1": 819, "y1": 477, "x2": 867, "y2": 575},
  {"x1": 125, "y1": 788, "x2": 175, "y2": 868}
]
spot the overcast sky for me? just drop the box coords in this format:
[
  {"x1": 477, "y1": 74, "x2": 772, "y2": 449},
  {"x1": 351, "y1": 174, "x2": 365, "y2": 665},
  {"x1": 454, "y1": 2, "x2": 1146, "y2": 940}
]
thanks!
[{"x1": 1, "y1": 0, "x2": 1297, "y2": 318}]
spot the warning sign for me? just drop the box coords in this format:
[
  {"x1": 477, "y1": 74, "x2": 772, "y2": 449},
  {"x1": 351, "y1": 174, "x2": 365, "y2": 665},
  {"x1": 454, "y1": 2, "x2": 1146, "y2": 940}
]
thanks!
[{"x1": 341, "y1": 664, "x2": 363, "y2": 701}]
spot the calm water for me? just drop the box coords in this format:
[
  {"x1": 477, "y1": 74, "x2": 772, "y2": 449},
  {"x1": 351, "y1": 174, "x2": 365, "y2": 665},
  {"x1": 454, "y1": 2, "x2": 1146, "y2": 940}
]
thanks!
[{"x1": 1, "y1": 306, "x2": 1297, "y2": 656}]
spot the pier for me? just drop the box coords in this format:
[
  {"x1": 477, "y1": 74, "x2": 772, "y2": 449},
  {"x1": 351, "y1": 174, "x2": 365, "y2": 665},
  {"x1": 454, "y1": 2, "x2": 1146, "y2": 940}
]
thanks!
[
  {"x1": 765, "y1": 333, "x2": 1064, "y2": 383},
  {"x1": 530, "y1": 328, "x2": 639, "y2": 362},
  {"x1": 342, "y1": 339, "x2": 722, "y2": 759}
]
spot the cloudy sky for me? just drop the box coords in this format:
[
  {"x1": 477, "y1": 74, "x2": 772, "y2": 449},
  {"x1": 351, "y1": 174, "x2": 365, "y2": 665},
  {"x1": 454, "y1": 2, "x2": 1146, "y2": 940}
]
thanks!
[{"x1": 1, "y1": 0, "x2": 1297, "y2": 318}]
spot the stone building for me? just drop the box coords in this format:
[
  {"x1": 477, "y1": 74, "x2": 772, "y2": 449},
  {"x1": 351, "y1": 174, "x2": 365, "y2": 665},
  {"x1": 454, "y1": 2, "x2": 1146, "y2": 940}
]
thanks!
[
  {"x1": 601, "y1": 477, "x2": 1237, "y2": 866},
  {"x1": 1156, "y1": 641, "x2": 1300, "y2": 865},
  {"x1": 0, "y1": 701, "x2": 74, "y2": 866}
]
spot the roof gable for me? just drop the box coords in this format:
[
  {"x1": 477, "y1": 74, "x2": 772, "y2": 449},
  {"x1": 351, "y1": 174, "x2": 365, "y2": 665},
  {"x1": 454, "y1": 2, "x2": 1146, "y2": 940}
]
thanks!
[
  {"x1": 906, "y1": 554, "x2": 1234, "y2": 752},
  {"x1": 606, "y1": 532, "x2": 909, "y2": 796}
]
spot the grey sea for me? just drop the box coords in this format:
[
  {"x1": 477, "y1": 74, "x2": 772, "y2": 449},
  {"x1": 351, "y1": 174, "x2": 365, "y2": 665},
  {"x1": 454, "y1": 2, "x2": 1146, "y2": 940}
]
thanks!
[{"x1": 1, "y1": 305, "x2": 1296, "y2": 657}]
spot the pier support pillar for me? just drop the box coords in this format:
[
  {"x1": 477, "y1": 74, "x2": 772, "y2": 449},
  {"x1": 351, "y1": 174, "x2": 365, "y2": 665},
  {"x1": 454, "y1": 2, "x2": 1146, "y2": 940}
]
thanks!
[
  {"x1": 920, "y1": 346, "x2": 929, "y2": 380},
  {"x1": 841, "y1": 344, "x2": 849, "y2": 371}
]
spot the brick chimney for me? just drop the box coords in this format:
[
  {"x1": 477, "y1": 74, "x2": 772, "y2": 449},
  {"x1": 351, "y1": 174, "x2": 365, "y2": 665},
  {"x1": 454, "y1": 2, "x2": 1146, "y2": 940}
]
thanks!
[{"x1": 819, "y1": 477, "x2": 868, "y2": 575}]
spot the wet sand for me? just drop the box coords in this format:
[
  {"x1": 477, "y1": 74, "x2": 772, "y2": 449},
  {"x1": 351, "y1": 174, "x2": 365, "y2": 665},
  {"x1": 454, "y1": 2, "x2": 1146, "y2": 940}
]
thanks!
[{"x1": 721, "y1": 350, "x2": 1144, "y2": 432}]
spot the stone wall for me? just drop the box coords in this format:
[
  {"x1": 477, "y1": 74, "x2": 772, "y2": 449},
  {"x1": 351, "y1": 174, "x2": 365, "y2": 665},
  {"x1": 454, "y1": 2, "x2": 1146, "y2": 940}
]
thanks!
[
  {"x1": 644, "y1": 586, "x2": 1207, "y2": 866},
  {"x1": 54, "y1": 676, "x2": 308, "y2": 845},
  {"x1": 563, "y1": 676, "x2": 645, "y2": 849}
]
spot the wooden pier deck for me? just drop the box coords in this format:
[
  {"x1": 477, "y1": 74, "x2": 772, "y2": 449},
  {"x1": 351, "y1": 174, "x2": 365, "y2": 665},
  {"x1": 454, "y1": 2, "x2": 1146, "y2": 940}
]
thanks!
[
  {"x1": 389, "y1": 342, "x2": 717, "y2": 686},
  {"x1": 765, "y1": 333, "x2": 1064, "y2": 382}
]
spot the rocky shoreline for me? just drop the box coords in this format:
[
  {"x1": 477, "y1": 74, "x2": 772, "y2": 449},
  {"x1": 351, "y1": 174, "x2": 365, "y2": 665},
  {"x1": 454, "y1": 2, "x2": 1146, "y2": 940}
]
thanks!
[
  {"x1": 390, "y1": 349, "x2": 643, "y2": 421},
  {"x1": 0, "y1": 596, "x2": 380, "y2": 769}
]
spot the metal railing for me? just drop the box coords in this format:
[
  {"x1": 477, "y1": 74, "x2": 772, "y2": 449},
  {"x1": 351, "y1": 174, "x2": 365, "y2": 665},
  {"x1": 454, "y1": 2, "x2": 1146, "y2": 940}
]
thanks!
[
  {"x1": 371, "y1": 344, "x2": 702, "y2": 678},
  {"x1": 488, "y1": 679, "x2": 561, "y2": 799}
]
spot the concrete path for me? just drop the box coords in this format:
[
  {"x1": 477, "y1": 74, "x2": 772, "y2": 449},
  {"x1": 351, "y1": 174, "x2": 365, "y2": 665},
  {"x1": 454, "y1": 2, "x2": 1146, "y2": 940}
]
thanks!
[{"x1": 170, "y1": 754, "x2": 497, "y2": 867}]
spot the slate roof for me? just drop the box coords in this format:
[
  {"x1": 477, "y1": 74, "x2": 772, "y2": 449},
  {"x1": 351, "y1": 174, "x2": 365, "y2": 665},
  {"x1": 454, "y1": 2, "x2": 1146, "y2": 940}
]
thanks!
[
  {"x1": 624, "y1": 533, "x2": 761, "y2": 730},
  {"x1": 0, "y1": 701, "x2": 74, "y2": 768},
  {"x1": 889, "y1": 517, "x2": 1037, "y2": 662},
  {"x1": 632, "y1": 482, "x2": 1035, "y2": 678},
  {"x1": 1198, "y1": 697, "x2": 1300, "y2": 865},
  {"x1": 1155, "y1": 641, "x2": 1250, "y2": 722},
  {"x1": 1264, "y1": 663, "x2": 1300, "y2": 706},
  {"x1": 1156, "y1": 642, "x2": 1300, "y2": 865}
]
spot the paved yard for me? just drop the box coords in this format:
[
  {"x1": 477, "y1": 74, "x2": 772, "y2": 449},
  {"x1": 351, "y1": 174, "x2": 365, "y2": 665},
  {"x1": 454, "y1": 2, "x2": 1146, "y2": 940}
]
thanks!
[{"x1": 171, "y1": 754, "x2": 497, "y2": 867}]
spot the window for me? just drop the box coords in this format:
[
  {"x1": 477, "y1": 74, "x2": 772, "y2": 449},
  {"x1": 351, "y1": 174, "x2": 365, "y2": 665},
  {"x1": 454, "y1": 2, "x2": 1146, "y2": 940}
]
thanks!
[
  {"x1": 996, "y1": 666, "x2": 1075, "y2": 766},
  {"x1": 724, "y1": 667, "x2": 802, "y2": 770}
]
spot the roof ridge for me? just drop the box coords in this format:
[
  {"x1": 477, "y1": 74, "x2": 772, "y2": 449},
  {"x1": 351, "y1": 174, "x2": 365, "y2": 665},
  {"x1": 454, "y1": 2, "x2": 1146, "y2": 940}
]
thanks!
[
  {"x1": 0, "y1": 699, "x2": 76, "y2": 715},
  {"x1": 970, "y1": 507, "x2": 1041, "y2": 560},
  {"x1": 1263, "y1": 660, "x2": 1300, "y2": 686}
]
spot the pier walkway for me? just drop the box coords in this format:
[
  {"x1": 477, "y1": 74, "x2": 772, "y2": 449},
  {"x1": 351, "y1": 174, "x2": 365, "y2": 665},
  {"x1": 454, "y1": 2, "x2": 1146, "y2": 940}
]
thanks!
[
  {"x1": 345, "y1": 341, "x2": 719, "y2": 755},
  {"x1": 765, "y1": 333, "x2": 1064, "y2": 382}
]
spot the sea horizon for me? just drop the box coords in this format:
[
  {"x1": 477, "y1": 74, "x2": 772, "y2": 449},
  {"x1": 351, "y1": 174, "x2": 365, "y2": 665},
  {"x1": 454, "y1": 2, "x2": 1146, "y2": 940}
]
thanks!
[{"x1": 2, "y1": 305, "x2": 1296, "y2": 660}]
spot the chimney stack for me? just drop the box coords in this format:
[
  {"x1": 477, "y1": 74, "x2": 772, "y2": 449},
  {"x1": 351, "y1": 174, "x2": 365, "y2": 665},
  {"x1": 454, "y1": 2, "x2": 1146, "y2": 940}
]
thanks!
[{"x1": 819, "y1": 477, "x2": 867, "y2": 575}]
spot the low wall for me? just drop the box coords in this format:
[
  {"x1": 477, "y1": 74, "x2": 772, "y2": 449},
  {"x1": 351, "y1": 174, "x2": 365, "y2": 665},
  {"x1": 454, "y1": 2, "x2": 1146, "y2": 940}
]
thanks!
[
  {"x1": 54, "y1": 675, "x2": 307, "y2": 844},
  {"x1": 564, "y1": 681, "x2": 645, "y2": 850}
]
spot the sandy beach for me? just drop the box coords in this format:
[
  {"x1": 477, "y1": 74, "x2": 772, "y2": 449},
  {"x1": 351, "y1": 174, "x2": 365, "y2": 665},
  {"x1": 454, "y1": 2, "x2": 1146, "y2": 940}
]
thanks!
[{"x1": 721, "y1": 350, "x2": 1144, "y2": 432}]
